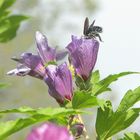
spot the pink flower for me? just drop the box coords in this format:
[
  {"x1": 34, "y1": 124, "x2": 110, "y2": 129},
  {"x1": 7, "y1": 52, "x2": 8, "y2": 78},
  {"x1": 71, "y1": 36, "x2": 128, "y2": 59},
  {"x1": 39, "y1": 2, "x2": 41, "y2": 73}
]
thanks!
[{"x1": 26, "y1": 123, "x2": 74, "y2": 140}]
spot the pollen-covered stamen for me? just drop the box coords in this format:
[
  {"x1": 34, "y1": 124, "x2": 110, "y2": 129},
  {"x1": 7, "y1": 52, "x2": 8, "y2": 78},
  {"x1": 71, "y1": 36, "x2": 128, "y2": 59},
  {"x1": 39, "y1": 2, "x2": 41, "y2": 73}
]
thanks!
[{"x1": 68, "y1": 64, "x2": 75, "y2": 79}]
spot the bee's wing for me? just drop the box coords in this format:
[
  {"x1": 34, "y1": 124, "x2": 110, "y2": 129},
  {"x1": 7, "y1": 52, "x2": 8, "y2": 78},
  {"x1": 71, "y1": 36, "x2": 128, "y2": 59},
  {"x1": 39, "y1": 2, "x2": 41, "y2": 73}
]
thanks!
[
  {"x1": 89, "y1": 19, "x2": 95, "y2": 28},
  {"x1": 83, "y1": 17, "x2": 89, "y2": 35}
]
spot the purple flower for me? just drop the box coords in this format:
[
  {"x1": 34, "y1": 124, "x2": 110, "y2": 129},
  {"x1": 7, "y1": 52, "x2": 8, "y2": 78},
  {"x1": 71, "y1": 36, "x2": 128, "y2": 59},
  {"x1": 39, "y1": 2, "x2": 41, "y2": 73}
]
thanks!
[
  {"x1": 67, "y1": 36, "x2": 99, "y2": 81},
  {"x1": 9, "y1": 53, "x2": 46, "y2": 79},
  {"x1": 44, "y1": 63, "x2": 73, "y2": 104},
  {"x1": 26, "y1": 122, "x2": 74, "y2": 140},
  {"x1": 7, "y1": 64, "x2": 43, "y2": 79},
  {"x1": 7, "y1": 31, "x2": 68, "y2": 79},
  {"x1": 7, "y1": 32, "x2": 71, "y2": 105},
  {"x1": 36, "y1": 31, "x2": 56, "y2": 63}
]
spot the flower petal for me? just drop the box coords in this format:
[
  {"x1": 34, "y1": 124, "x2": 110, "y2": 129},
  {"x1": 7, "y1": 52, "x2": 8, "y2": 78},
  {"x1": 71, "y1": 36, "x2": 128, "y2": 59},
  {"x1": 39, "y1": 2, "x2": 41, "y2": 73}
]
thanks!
[
  {"x1": 44, "y1": 63, "x2": 73, "y2": 104},
  {"x1": 54, "y1": 63, "x2": 73, "y2": 100},
  {"x1": 36, "y1": 31, "x2": 56, "y2": 64},
  {"x1": 13, "y1": 53, "x2": 46, "y2": 77},
  {"x1": 44, "y1": 65, "x2": 64, "y2": 103},
  {"x1": 7, "y1": 64, "x2": 31, "y2": 76},
  {"x1": 26, "y1": 123, "x2": 74, "y2": 140},
  {"x1": 67, "y1": 36, "x2": 99, "y2": 80}
]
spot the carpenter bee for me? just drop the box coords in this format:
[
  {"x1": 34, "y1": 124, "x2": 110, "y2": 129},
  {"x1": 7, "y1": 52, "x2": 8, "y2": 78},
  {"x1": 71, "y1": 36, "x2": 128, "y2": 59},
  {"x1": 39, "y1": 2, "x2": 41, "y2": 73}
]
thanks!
[{"x1": 83, "y1": 17, "x2": 103, "y2": 42}]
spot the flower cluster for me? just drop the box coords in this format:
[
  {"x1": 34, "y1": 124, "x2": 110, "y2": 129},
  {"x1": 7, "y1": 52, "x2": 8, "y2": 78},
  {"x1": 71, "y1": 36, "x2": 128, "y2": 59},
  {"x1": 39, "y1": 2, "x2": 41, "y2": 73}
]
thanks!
[
  {"x1": 7, "y1": 31, "x2": 99, "y2": 104},
  {"x1": 7, "y1": 31, "x2": 99, "y2": 139}
]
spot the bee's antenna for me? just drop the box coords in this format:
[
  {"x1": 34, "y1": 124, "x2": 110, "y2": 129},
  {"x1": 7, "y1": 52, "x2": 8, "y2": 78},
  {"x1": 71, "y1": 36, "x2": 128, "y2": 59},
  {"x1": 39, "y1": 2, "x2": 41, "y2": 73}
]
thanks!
[{"x1": 83, "y1": 17, "x2": 89, "y2": 35}]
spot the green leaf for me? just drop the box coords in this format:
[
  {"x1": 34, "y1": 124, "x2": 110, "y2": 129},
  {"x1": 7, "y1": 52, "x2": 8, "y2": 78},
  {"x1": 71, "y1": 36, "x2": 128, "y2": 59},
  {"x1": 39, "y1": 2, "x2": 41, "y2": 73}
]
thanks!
[
  {"x1": 75, "y1": 75, "x2": 91, "y2": 90},
  {"x1": 105, "y1": 108, "x2": 140, "y2": 139},
  {"x1": 0, "y1": 106, "x2": 80, "y2": 116},
  {"x1": 44, "y1": 61, "x2": 57, "y2": 67},
  {"x1": 72, "y1": 90, "x2": 104, "y2": 109},
  {"x1": 0, "y1": 115, "x2": 48, "y2": 140},
  {"x1": 0, "y1": 107, "x2": 81, "y2": 139},
  {"x1": 0, "y1": 15, "x2": 29, "y2": 42},
  {"x1": 91, "y1": 70, "x2": 100, "y2": 85},
  {"x1": 0, "y1": 106, "x2": 36, "y2": 114},
  {"x1": 0, "y1": 0, "x2": 16, "y2": 10},
  {"x1": 96, "y1": 101, "x2": 114, "y2": 140},
  {"x1": 0, "y1": 0, "x2": 29, "y2": 43},
  {"x1": 96, "y1": 101, "x2": 140, "y2": 140},
  {"x1": 0, "y1": 15, "x2": 29, "y2": 33},
  {"x1": 92, "y1": 72, "x2": 139, "y2": 96},
  {"x1": 0, "y1": 25, "x2": 19, "y2": 42},
  {"x1": 119, "y1": 132, "x2": 140, "y2": 140},
  {"x1": 117, "y1": 86, "x2": 140, "y2": 112}
]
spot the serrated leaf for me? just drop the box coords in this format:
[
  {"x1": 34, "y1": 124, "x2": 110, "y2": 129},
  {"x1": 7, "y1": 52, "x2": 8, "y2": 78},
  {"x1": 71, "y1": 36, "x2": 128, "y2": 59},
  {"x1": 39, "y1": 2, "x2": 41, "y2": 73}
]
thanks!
[
  {"x1": 96, "y1": 101, "x2": 140, "y2": 140},
  {"x1": 119, "y1": 132, "x2": 140, "y2": 140},
  {"x1": 117, "y1": 86, "x2": 140, "y2": 112},
  {"x1": 92, "y1": 72, "x2": 139, "y2": 96},
  {"x1": 96, "y1": 101, "x2": 114, "y2": 139},
  {"x1": 104, "y1": 108, "x2": 140, "y2": 139},
  {"x1": 0, "y1": 107, "x2": 81, "y2": 139},
  {"x1": 72, "y1": 90, "x2": 104, "y2": 109}
]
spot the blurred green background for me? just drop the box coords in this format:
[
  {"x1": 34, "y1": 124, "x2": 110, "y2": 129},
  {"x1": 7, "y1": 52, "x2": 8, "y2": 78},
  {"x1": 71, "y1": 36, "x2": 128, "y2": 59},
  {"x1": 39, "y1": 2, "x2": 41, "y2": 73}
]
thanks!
[{"x1": 1, "y1": 0, "x2": 140, "y2": 139}]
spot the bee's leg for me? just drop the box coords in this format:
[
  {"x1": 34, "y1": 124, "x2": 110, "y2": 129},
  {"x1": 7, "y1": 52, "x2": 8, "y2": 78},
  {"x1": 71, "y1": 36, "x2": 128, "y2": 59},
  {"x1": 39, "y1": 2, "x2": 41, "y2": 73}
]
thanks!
[{"x1": 96, "y1": 34, "x2": 103, "y2": 42}]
